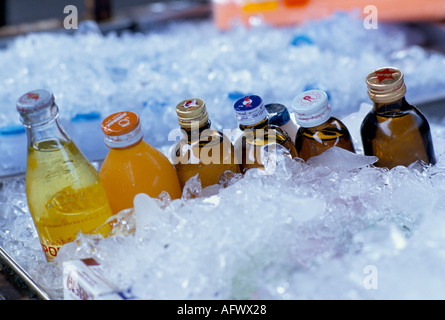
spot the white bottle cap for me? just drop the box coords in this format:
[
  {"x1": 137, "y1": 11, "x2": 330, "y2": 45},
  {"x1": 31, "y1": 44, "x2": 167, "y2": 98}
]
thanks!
[
  {"x1": 16, "y1": 89, "x2": 55, "y2": 114},
  {"x1": 291, "y1": 90, "x2": 331, "y2": 128}
]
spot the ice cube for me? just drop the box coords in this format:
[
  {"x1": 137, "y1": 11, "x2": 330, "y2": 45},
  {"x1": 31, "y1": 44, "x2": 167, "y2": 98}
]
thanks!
[{"x1": 306, "y1": 146, "x2": 378, "y2": 171}]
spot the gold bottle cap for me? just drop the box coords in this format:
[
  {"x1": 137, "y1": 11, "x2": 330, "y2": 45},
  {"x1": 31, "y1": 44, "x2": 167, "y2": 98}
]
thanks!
[
  {"x1": 366, "y1": 67, "x2": 406, "y2": 103},
  {"x1": 176, "y1": 98, "x2": 209, "y2": 129}
]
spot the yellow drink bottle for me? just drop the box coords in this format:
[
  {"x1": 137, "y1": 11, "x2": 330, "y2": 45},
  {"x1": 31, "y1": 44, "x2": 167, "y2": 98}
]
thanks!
[
  {"x1": 99, "y1": 111, "x2": 182, "y2": 214},
  {"x1": 16, "y1": 89, "x2": 114, "y2": 262}
]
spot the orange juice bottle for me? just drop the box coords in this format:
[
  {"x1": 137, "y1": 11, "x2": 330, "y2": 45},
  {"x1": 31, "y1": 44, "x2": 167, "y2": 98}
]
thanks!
[
  {"x1": 99, "y1": 111, "x2": 182, "y2": 214},
  {"x1": 16, "y1": 89, "x2": 114, "y2": 262}
]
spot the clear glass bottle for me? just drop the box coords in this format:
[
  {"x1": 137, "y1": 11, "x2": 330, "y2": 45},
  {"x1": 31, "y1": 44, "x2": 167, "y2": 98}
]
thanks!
[
  {"x1": 16, "y1": 89, "x2": 113, "y2": 262},
  {"x1": 291, "y1": 89, "x2": 355, "y2": 162},
  {"x1": 233, "y1": 95, "x2": 298, "y2": 173},
  {"x1": 171, "y1": 98, "x2": 241, "y2": 190},
  {"x1": 265, "y1": 103, "x2": 299, "y2": 144},
  {"x1": 360, "y1": 67, "x2": 436, "y2": 169},
  {"x1": 99, "y1": 111, "x2": 182, "y2": 214}
]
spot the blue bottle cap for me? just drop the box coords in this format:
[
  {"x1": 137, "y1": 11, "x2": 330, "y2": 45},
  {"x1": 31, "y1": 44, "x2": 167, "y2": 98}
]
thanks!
[
  {"x1": 233, "y1": 95, "x2": 267, "y2": 126},
  {"x1": 265, "y1": 103, "x2": 291, "y2": 127}
]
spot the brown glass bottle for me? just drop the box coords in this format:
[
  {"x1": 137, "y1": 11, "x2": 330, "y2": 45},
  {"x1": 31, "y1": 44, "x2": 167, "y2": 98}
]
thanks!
[
  {"x1": 291, "y1": 89, "x2": 355, "y2": 161},
  {"x1": 171, "y1": 98, "x2": 241, "y2": 190},
  {"x1": 360, "y1": 67, "x2": 436, "y2": 169},
  {"x1": 233, "y1": 95, "x2": 298, "y2": 173}
]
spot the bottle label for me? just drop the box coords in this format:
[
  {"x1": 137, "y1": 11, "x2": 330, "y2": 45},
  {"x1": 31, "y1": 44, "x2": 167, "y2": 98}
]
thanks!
[
  {"x1": 40, "y1": 238, "x2": 62, "y2": 261},
  {"x1": 180, "y1": 99, "x2": 200, "y2": 110},
  {"x1": 372, "y1": 68, "x2": 400, "y2": 83}
]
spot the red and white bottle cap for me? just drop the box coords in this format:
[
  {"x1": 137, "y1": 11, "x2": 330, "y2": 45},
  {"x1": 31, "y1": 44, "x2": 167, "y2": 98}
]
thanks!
[
  {"x1": 16, "y1": 89, "x2": 55, "y2": 114},
  {"x1": 291, "y1": 90, "x2": 331, "y2": 128},
  {"x1": 101, "y1": 111, "x2": 143, "y2": 149}
]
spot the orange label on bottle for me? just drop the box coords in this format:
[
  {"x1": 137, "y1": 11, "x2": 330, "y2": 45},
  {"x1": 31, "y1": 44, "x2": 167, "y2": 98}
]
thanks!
[{"x1": 101, "y1": 111, "x2": 140, "y2": 136}]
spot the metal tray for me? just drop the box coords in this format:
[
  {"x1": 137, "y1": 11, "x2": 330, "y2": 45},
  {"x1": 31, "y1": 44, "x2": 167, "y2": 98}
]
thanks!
[
  {"x1": 0, "y1": 243, "x2": 51, "y2": 300},
  {"x1": 0, "y1": 172, "x2": 51, "y2": 300},
  {"x1": 0, "y1": 162, "x2": 102, "y2": 300}
]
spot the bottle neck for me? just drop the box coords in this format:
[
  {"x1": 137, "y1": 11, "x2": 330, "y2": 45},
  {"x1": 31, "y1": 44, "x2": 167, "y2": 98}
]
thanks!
[
  {"x1": 372, "y1": 96, "x2": 409, "y2": 112},
  {"x1": 239, "y1": 118, "x2": 268, "y2": 131},
  {"x1": 303, "y1": 118, "x2": 332, "y2": 130},
  {"x1": 25, "y1": 116, "x2": 70, "y2": 149},
  {"x1": 181, "y1": 120, "x2": 212, "y2": 140}
]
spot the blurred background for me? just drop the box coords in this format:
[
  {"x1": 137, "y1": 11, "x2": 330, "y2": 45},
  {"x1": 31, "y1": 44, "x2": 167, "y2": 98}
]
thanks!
[
  {"x1": 1, "y1": 0, "x2": 151, "y2": 25},
  {"x1": 0, "y1": 0, "x2": 210, "y2": 41},
  {"x1": 0, "y1": 0, "x2": 445, "y2": 51}
]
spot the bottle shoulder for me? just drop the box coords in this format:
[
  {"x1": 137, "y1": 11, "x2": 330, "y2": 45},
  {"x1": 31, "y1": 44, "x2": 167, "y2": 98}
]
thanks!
[
  {"x1": 298, "y1": 117, "x2": 349, "y2": 133},
  {"x1": 105, "y1": 140, "x2": 169, "y2": 162},
  {"x1": 237, "y1": 124, "x2": 292, "y2": 146},
  {"x1": 172, "y1": 127, "x2": 237, "y2": 160},
  {"x1": 370, "y1": 97, "x2": 427, "y2": 117},
  {"x1": 27, "y1": 139, "x2": 100, "y2": 181},
  {"x1": 364, "y1": 104, "x2": 428, "y2": 121},
  {"x1": 176, "y1": 127, "x2": 231, "y2": 144}
]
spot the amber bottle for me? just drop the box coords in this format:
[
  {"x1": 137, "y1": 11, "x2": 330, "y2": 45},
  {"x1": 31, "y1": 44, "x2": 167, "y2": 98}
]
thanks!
[
  {"x1": 291, "y1": 89, "x2": 355, "y2": 161},
  {"x1": 360, "y1": 67, "x2": 436, "y2": 169},
  {"x1": 171, "y1": 98, "x2": 241, "y2": 189},
  {"x1": 233, "y1": 95, "x2": 298, "y2": 173}
]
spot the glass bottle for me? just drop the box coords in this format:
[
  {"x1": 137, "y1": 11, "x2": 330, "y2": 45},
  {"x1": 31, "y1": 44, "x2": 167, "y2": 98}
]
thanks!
[
  {"x1": 233, "y1": 95, "x2": 298, "y2": 173},
  {"x1": 16, "y1": 89, "x2": 113, "y2": 262},
  {"x1": 360, "y1": 67, "x2": 436, "y2": 169},
  {"x1": 99, "y1": 111, "x2": 182, "y2": 214},
  {"x1": 265, "y1": 103, "x2": 299, "y2": 144},
  {"x1": 291, "y1": 89, "x2": 355, "y2": 161},
  {"x1": 170, "y1": 98, "x2": 241, "y2": 190}
]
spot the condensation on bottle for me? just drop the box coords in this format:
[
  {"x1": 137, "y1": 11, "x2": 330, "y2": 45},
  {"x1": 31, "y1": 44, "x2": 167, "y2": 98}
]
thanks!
[
  {"x1": 170, "y1": 98, "x2": 241, "y2": 193},
  {"x1": 16, "y1": 89, "x2": 114, "y2": 262},
  {"x1": 233, "y1": 95, "x2": 299, "y2": 173},
  {"x1": 291, "y1": 89, "x2": 355, "y2": 162},
  {"x1": 360, "y1": 67, "x2": 436, "y2": 169}
]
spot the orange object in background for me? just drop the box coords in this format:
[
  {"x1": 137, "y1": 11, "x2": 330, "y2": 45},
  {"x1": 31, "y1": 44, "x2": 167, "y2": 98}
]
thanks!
[
  {"x1": 212, "y1": 0, "x2": 445, "y2": 30},
  {"x1": 99, "y1": 111, "x2": 182, "y2": 214}
]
